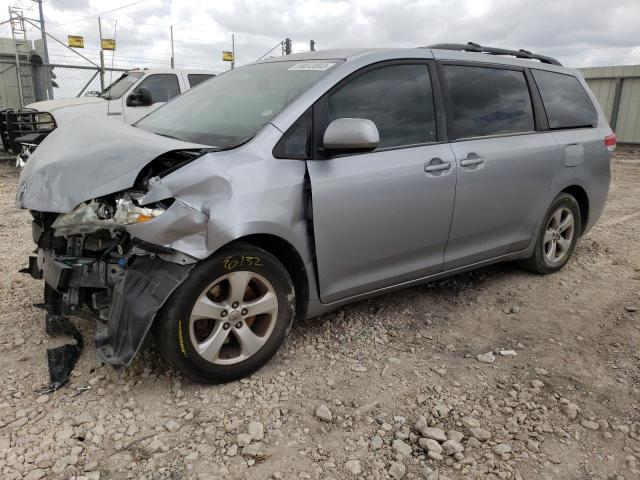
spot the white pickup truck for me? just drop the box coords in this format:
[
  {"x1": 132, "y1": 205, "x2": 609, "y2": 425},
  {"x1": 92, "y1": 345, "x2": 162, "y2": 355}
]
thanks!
[{"x1": 1, "y1": 68, "x2": 216, "y2": 164}]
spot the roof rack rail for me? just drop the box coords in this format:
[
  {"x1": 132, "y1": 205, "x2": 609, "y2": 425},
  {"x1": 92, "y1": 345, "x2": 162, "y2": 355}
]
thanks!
[{"x1": 425, "y1": 42, "x2": 562, "y2": 66}]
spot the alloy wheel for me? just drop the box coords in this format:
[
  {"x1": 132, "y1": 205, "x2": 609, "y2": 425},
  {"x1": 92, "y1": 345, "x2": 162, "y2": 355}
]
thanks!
[
  {"x1": 188, "y1": 271, "x2": 278, "y2": 365},
  {"x1": 543, "y1": 207, "x2": 575, "y2": 264}
]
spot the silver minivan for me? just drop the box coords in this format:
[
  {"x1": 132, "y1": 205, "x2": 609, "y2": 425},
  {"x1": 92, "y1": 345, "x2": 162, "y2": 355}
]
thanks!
[{"x1": 17, "y1": 43, "x2": 615, "y2": 384}]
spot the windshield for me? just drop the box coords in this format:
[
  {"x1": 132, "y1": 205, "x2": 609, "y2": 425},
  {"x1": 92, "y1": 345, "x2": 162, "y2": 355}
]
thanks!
[
  {"x1": 136, "y1": 60, "x2": 341, "y2": 148},
  {"x1": 99, "y1": 72, "x2": 144, "y2": 100}
]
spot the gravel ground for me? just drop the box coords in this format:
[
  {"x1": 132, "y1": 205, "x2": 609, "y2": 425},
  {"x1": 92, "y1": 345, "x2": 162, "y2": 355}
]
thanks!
[{"x1": 0, "y1": 149, "x2": 639, "y2": 480}]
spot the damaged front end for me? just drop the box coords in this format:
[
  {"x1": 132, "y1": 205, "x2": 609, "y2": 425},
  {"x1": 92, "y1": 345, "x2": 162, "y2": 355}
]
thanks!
[
  {"x1": 17, "y1": 112, "x2": 310, "y2": 386},
  {"x1": 17, "y1": 119, "x2": 217, "y2": 387},
  {"x1": 28, "y1": 191, "x2": 197, "y2": 372}
]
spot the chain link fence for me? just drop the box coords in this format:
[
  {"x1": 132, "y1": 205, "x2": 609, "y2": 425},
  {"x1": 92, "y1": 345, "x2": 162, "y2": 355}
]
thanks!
[
  {"x1": 47, "y1": 63, "x2": 128, "y2": 99},
  {"x1": 0, "y1": 59, "x2": 128, "y2": 110}
]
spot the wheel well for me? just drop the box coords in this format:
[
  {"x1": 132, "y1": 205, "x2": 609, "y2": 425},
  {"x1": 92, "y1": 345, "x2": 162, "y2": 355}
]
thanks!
[
  {"x1": 227, "y1": 234, "x2": 309, "y2": 319},
  {"x1": 561, "y1": 185, "x2": 589, "y2": 235}
]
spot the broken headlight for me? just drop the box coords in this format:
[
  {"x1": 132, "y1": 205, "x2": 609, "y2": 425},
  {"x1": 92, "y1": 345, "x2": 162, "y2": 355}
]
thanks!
[{"x1": 52, "y1": 193, "x2": 166, "y2": 235}]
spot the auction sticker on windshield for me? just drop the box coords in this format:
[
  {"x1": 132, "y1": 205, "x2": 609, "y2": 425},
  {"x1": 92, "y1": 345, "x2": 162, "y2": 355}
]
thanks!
[{"x1": 288, "y1": 62, "x2": 336, "y2": 71}]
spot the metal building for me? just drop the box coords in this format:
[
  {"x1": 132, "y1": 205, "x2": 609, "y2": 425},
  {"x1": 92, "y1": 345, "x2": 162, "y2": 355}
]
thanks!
[
  {"x1": 581, "y1": 65, "x2": 640, "y2": 144},
  {"x1": 0, "y1": 37, "x2": 47, "y2": 110}
]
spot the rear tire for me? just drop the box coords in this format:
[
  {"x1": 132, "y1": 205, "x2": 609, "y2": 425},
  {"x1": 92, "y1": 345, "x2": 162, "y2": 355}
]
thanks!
[
  {"x1": 154, "y1": 243, "x2": 295, "y2": 383},
  {"x1": 521, "y1": 193, "x2": 581, "y2": 274}
]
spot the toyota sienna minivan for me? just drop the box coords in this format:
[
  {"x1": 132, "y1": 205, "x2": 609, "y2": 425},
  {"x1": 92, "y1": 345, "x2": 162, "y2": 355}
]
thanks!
[{"x1": 17, "y1": 43, "x2": 614, "y2": 383}]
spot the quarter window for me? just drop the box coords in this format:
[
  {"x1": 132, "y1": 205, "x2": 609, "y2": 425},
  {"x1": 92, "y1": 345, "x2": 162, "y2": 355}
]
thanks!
[
  {"x1": 274, "y1": 109, "x2": 312, "y2": 159},
  {"x1": 531, "y1": 69, "x2": 597, "y2": 129},
  {"x1": 327, "y1": 64, "x2": 436, "y2": 149},
  {"x1": 443, "y1": 65, "x2": 535, "y2": 139},
  {"x1": 135, "y1": 74, "x2": 181, "y2": 104}
]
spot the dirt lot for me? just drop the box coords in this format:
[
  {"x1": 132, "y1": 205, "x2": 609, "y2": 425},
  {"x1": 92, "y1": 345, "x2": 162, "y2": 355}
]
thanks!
[{"x1": 0, "y1": 149, "x2": 639, "y2": 480}]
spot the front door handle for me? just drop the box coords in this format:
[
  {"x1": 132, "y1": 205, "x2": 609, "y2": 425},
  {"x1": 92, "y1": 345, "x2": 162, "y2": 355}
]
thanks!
[
  {"x1": 424, "y1": 158, "x2": 452, "y2": 173},
  {"x1": 460, "y1": 153, "x2": 485, "y2": 167}
]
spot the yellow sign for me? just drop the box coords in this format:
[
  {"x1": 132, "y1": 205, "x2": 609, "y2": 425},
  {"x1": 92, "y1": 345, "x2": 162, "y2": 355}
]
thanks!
[
  {"x1": 67, "y1": 35, "x2": 84, "y2": 48},
  {"x1": 222, "y1": 50, "x2": 234, "y2": 62},
  {"x1": 101, "y1": 39, "x2": 116, "y2": 51}
]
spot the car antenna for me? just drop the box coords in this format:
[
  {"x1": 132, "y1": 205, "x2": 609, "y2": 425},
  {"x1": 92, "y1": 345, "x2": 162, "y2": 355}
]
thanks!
[{"x1": 107, "y1": 20, "x2": 118, "y2": 116}]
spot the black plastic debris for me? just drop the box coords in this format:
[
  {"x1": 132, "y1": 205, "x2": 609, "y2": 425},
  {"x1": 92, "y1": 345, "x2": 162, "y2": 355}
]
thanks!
[
  {"x1": 95, "y1": 256, "x2": 194, "y2": 366},
  {"x1": 36, "y1": 314, "x2": 84, "y2": 394},
  {"x1": 19, "y1": 256, "x2": 42, "y2": 279}
]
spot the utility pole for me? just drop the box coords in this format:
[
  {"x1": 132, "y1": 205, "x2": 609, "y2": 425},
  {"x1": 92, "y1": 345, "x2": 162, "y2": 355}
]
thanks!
[
  {"x1": 231, "y1": 34, "x2": 235, "y2": 69},
  {"x1": 310, "y1": 39, "x2": 315, "y2": 51},
  {"x1": 98, "y1": 17, "x2": 105, "y2": 91},
  {"x1": 35, "y1": 0, "x2": 53, "y2": 99},
  {"x1": 284, "y1": 38, "x2": 292, "y2": 55},
  {"x1": 170, "y1": 25, "x2": 174, "y2": 68}
]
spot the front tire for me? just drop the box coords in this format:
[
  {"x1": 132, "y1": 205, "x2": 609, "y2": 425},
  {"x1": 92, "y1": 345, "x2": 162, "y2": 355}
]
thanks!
[
  {"x1": 521, "y1": 193, "x2": 581, "y2": 274},
  {"x1": 154, "y1": 243, "x2": 295, "y2": 383}
]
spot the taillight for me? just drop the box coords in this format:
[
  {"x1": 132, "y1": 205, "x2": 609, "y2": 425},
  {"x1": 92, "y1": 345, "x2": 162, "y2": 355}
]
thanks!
[{"x1": 604, "y1": 133, "x2": 616, "y2": 152}]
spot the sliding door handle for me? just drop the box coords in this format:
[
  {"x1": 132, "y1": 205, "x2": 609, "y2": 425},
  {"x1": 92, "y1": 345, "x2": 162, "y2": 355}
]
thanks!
[
  {"x1": 460, "y1": 153, "x2": 485, "y2": 167},
  {"x1": 424, "y1": 158, "x2": 452, "y2": 173}
]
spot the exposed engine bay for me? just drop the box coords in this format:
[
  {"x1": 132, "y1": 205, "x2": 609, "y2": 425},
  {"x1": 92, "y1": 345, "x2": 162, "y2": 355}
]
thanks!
[
  {"x1": 28, "y1": 194, "x2": 195, "y2": 372},
  {"x1": 24, "y1": 147, "x2": 207, "y2": 388}
]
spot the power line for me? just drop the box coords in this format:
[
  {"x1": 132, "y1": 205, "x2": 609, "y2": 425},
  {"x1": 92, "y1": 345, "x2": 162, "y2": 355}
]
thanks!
[
  {"x1": 46, "y1": 47, "x2": 234, "y2": 63},
  {"x1": 45, "y1": 18, "x2": 282, "y2": 44},
  {"x1": 43, "y1": 25, "x2": 273, "y2": 51},
  {"x1": 46, "y1": 0, "x2": 150, "y2": 27}
]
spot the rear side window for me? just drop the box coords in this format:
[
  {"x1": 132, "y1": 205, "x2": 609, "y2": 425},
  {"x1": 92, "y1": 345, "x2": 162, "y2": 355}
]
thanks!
[
  {"x1": 135, "y1": 74, "x2": 181, "y2": 103},
  {"x1": 327, "y1": 64, "x2": 436, "y2": 149},
  {"x1": 443, "y1": 65, "x2": 535, "y2": 139},
  {"x1": 188, "y1": 74, "x2": 214, "y2": 88},
  {"x1": 531, "y1": 70, "x2": 597, "y2": 129}
]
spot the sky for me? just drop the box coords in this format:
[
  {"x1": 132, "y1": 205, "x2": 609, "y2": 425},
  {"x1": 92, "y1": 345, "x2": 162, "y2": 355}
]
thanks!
[{"x1": 1, "y1": 0, "x2": 639, "y2": 74}]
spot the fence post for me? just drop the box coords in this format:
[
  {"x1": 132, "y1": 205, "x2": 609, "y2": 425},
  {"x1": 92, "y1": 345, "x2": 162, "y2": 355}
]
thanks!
[
  {"x1": 170, "y1": 26, "x2": 175, "y2": 69},
  {"x1": 231, "y1": 34, "x2": 235, "y2": 70},
  {"x1": 36, "y1": 0, "x2": 53, "y2": 99},
  {"x1": 98, "y1": 17, "x2": 105, "y2": 91}
]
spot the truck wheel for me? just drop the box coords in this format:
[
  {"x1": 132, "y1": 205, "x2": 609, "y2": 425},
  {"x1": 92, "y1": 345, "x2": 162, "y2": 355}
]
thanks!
[
  {"x1": 521, "y1": 193, "x2": 581, "y2": 274},
  {"x1": 154, "y1": 243, "x2": 295, "y2": 383}
]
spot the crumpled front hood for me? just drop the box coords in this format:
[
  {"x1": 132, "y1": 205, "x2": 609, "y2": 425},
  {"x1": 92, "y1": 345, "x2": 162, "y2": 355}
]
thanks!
[{"x1": 17, "y1": 115, "x2": 206, "y2": 213}]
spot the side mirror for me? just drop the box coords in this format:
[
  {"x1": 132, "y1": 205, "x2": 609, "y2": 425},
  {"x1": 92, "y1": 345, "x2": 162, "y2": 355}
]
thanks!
[
  {"x1": 126, "y1": 87, "x2": 153, "y2": 107},
  {"x1": 323, "y1": 118, "x2": 379, "y2": 153}
]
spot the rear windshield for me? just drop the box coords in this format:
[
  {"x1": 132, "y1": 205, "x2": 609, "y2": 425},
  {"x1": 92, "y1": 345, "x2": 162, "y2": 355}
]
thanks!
[
  {"x1": 137, "y1": 60, "x2": 341, "y2": 148},
  {"x1": 531, "y1": 70, "x2": 598, "y2": 129}
]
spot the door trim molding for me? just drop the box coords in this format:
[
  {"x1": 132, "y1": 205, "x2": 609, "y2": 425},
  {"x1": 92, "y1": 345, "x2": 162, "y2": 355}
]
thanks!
[{"x1": 314, "y1": 246, "x2": 531, "y2": 309}]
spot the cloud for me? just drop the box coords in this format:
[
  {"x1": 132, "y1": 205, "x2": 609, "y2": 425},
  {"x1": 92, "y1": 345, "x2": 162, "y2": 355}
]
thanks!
[
  {"x1": 48, "y1": 0, "x2": 92, "y2": 12},
  {"x1": 203, "y1": 0, "x2": 640, "y2": 66},
  {"x1": 21, "y1": 0, "x2": 640, "y2": 71}
]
